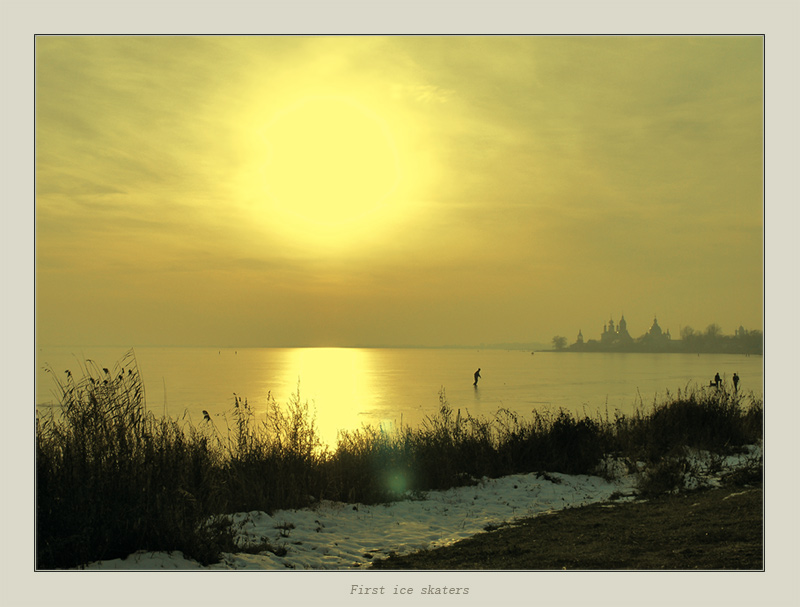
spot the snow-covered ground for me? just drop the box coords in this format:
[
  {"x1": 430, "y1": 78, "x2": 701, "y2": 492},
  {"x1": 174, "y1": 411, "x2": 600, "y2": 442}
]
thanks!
[{"x1": 81, "y1": 445, "x2": 761, "y2": 571}]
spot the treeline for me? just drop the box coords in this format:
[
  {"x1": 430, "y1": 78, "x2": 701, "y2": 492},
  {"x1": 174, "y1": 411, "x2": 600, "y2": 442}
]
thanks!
[{"x1": 677, "y1": 325, "x2": 763, "y2": 354}]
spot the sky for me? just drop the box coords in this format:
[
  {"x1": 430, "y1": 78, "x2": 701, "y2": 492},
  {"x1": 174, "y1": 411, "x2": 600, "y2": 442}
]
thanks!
[{"x1": 35, "y1": 36, "x2": 764, "y2": 348}]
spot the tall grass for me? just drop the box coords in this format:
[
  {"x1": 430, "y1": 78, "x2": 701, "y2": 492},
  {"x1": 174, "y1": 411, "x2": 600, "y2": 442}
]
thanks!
[
  {"x1": 610, "y1": 385, "x2": 763, "y2": 462},
  {"x1": 36, "y1": 351, "x2": 763, "y2": 569},
  {"x1": 36, "y1": 352, "x2": 232, "y2": 568}
]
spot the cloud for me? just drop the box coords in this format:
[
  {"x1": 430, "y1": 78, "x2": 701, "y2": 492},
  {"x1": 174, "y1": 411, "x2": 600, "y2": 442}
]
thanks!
[
  {"x1": 35, "y1": 36, "x2": 763, "y2": 347},
  {"x1": 391, "y1": 82, "x2": 453, "y2": 103}
]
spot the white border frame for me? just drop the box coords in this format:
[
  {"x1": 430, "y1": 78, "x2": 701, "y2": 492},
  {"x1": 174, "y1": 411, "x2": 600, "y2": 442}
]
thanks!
[{"x1": 5, "y1": 2, "x2": 797, "y2": 605}]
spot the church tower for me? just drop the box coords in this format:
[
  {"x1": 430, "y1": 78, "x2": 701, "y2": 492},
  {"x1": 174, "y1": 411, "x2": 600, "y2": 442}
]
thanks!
[
  {"x1": 617, "y1": 314, "x2": 632, "y2": 342},
  {"x1": 649, "y1": 315, "x2": 663, "y2": 337}
]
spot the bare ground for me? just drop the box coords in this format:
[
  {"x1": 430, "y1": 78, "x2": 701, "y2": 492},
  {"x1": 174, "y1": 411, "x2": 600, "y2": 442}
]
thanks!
[{"x1": 370, "y1": 481, "x2": 763, "y2": 570}]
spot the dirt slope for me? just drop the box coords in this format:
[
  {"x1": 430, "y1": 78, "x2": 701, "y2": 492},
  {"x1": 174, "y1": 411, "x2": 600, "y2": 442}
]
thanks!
[{"x1": 370, "y1": 482, "x2": 763, "y2": 570}]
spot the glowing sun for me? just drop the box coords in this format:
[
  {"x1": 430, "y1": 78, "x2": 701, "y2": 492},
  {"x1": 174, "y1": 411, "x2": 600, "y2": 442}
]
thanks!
[{"x1": 260, "y1": 96, "x2": 400, "y2": 227}]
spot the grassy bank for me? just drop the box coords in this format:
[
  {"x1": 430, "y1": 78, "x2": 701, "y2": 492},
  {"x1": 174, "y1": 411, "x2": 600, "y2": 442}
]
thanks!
[
  {"x1": 36, "y1": 350, "x2": 763, "y2": 569},
  {"x1": 370, "y1": 480, "x2": 763, "y2": 570}
]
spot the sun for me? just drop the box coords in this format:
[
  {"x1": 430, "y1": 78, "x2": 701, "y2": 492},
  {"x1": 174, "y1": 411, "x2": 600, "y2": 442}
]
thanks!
[{"x1": 259, "y1": 96, "x2": 401, "y2": 227}]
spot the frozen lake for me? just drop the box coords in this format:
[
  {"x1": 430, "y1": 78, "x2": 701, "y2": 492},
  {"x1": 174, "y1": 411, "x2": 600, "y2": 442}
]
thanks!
[{"x1": 36, "y1": 346, "x2": 763, "y2": 446}]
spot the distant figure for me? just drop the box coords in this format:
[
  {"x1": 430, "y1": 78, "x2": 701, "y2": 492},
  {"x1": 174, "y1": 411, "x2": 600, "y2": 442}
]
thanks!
[
  {"x1": 714, "y1": 372, "x2": 721, "y2": 389},
  {"x1": 733, "y1": 373, "x2": 740, "y2": 391},
  {"x1": 202, "y1": 410, "x2": 211, "y2": 422},
  {"x1": 473, "y1": 368, "x2": 481, "y2": 386}
]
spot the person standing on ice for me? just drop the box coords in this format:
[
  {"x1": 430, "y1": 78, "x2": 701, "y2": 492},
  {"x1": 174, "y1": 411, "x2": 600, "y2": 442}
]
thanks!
[
  {"x1": 733, "y1": 373, "x2": 740, "y2": 392},
  {"x1": 473, "y1": 368, "x2": 481, "y2": 386}
]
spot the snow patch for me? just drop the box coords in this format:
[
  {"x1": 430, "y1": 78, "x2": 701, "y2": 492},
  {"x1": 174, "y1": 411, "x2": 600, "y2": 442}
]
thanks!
[{"x1": 80, "y1": 445, "x2": 760, "y2": 570}]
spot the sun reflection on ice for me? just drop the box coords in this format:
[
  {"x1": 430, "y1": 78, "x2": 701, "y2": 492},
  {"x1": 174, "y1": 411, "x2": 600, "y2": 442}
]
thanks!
[{"x1": 284, "y1": 347, "x2": 375, "y2": 447}]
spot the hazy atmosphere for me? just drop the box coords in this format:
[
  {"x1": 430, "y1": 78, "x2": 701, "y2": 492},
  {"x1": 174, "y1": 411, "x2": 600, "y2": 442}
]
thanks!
[{"x1": 36, "y1": 36, "x2": 763, "y2": 348}]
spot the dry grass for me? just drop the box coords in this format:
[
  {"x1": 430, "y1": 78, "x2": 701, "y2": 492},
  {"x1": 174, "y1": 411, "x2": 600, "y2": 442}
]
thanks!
[{"x1": 36, "y1": 350, "x2": 763, "y2": 569}]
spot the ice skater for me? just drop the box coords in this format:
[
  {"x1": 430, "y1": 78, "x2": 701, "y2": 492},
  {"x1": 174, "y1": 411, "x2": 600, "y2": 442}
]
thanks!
[
  {"x1": 733, "y1": 373, "x2": 740, "y2": 391},
  {"x1": 473, "y1": 368, "x2": 481, "y2": 386}
]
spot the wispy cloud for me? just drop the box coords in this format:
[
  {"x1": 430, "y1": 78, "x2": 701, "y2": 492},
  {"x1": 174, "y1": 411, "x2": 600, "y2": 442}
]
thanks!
[{"x1": 36, "y1": 36, "x2": 763, "y2": 347}]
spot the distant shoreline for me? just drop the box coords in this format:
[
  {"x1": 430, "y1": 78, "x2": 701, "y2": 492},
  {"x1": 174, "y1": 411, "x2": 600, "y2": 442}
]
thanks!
[
  {"x1": 38, "y1": 344, "x2": 763, "y2": 353},
  {"x1": 544, "y1": 349, "x2": 764, "y2": 355}
]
